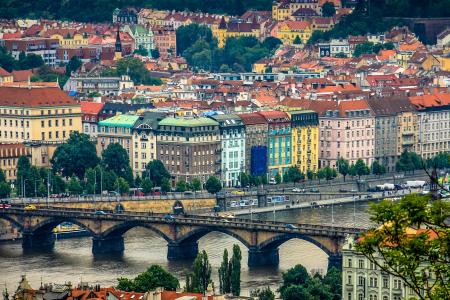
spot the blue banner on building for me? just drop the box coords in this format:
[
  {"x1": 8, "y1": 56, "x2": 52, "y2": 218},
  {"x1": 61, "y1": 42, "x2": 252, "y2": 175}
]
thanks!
[{"x1": 251, "y1": 145, "x2": 267, "y2": 176}]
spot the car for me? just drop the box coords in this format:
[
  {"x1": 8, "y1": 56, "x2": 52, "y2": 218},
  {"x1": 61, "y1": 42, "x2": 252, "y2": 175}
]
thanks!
[
  {"x1": 349, "y1": 189, "x2": 357, "y2": 193},
  {"x1": 292, "y1": 188, "x2": 301, "y2": 192},
  {"x1": 163, "y1": 214, "x2": 175, "y2": 220},
  {"x1": 365, "y1": 194, "x2": 373, "y2": 199},
  {"x1": 310, "y1": 188, "x2": 320, "y2": 193},
  {"x1": 339, "y1": 188, "x2": 348, "y2": 193},
  {"x1": 95, "y1": 210, "x2": 107, "y2": 215},
  {"x1": 24, "y1": 204, "x2": 37, "y2": 211},
  {"x1": 269, "y1": 178, "x2": 277, "y2": 185},
  {"x1": 285, "y1": 205, "x2": 291, "y2": 208},
  {"x1": 183, "y1": 191, "x2": 194, "y2": 196},
  {"x1": 0, "y1": 200, "x2": 11, "y2": 209},
  {"x1": 367, "y1": 187, "x2": 377, "y2": 192},
  {"x1": 232, "y1": 190, "x2": 245, "y2": 196},
  {"x1": 285, "y1": 224, "x2": 297, "y2": 230}
]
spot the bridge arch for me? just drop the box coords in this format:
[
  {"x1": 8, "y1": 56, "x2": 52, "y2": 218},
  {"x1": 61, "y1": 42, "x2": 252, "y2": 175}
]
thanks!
[
  {"x1": 99, "y1": 221, "x2": 172, "y2": 242},
  {"x1": 257, "y1": 233, "x2": 335, "y2": 257},
  {"x1": 29, "y1": 217, "x2": 96, "y2": 236},
  {"x1": 176, "y1": 227, "x2": 252, "y2": 249},
  {"x1": 0, "y1": 214, "x2": 24, "y2": 232}
]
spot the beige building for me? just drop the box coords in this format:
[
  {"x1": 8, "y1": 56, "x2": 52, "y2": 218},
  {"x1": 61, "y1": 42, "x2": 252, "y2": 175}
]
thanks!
[
  {"x1": 0, "y1": 143, "x2": 31, "y2": 181},
  {"x1": 131, "y1": 112, "x2": 165, "y2": 176},
  {"x1": 0, "y1": 86, "x2": 82, "y2": 167}
]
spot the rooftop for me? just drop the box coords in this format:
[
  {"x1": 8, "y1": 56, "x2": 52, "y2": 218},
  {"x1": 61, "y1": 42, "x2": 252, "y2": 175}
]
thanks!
[
  {"x1": 158, "y1": 117, "x2": 219, "y2": 127},
  {"x1": 98, "y1": 114, "x2": 140, "y2": 128}
]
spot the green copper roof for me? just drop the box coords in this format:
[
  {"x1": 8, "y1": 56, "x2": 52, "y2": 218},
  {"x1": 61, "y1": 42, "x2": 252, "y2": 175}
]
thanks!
[
  {"x1": 158, "y1": 117, "x2": 218, "y2": 127},
  {"x1": 99, "y1": 114, "x2": 140, "y2": 128}
]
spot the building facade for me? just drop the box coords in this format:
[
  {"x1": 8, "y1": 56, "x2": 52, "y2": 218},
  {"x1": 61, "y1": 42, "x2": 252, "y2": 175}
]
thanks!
[
  {"x1": 63, "y1": 75, "x2": 134, "y2": 96},
  {"x1": 210, "y1": 114, "x2": 245, "y2": 188},
  {"x1": 368, "y1": 97, "x2": 418, "y2": 172},
  {"x1": 123, "y1": 25, "x2": 155, "y2": 56},
  {"x1": 257, "y1": 111, "x2": 291, "y2": 177},
  {"x1": 289, "y1": 110, "x2": 319, "y2": 174},
  {"x1": 80, "y1": 102, "x2": 105, "y2": 138},
  {"x1": 157, "y1": 117, "x2": 220, "y2": 184},
  {"x1": 0, "y1": 143, "x2": 32, "y2": 181},
  {"x1": 238, "y1": 113, "x2": 268, "y2": 176},
  {"x1": 2, "y1": 37, "x2": 59, "y2": 66},
  {"x1": 131, "y1": 112, "x2": 165, "y2": 176},
  {"x1": 0, "y1": 86, "x2": 82, "y2": 167},
  {"x1": 152, "y1": 26, "x2": 177, "y2": 59},
  {"x1": 97, "y1": 115, "x2": 139, "y2": 160},
  {"x1": 409, "y1": 93, "x2": 450, "y2": 160},
  {"x1": 316, "y1": 100, "x2": 375, "y2": 169}
]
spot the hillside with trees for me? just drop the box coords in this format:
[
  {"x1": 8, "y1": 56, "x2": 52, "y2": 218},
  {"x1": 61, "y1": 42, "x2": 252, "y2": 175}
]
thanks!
[{"x1": 0, "y1": 0, "x2": 272, "y2": 22}]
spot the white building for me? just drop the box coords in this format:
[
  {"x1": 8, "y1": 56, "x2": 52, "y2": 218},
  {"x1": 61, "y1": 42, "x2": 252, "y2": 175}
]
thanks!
[
  {"x1": 63, "y1": 75, "x2": 134, "y2": 96},
  {"x1": 210, "y1": 114, "x2": 245, "y2": 187},
  {"x1": 342, "y1": 235, "x2": 427, "y2": 300},
  {"x1": 123, "y1": 24, "x2": 155, "y2": 57},
  {"x1": 330, "y1": 39, "x2": 351, "y2": 57}
]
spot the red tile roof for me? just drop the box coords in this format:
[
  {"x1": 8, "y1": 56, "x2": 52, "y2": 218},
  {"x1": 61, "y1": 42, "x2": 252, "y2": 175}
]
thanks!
[
  {"x1": 11, "y1": 70, "x2": 32, "y2": 82},
  {"x1": 0, "y1": 86, "x2": 78, "y2": 107},
  {"x1": 238, "y1": 112, "x2": 267, "y2": 125},
  {"x1": 80, "y1": 101, "x2": 105, "y2": 114},
  {"x1": 0, "y1": 67, "x2": 11, "y2": 77}
]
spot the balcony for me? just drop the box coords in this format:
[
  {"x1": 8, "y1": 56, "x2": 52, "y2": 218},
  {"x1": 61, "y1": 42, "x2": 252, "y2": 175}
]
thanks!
[
  {"x1": 402, "y1": 131, "x2": 414, "y2": 136},
  {"x1": 402, "y1": 140, "x2": 414, "y2": 146}
]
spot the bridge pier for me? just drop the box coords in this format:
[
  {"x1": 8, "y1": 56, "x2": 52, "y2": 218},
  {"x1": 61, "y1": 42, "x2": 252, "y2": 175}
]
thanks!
[
  {"x1": 92, "y1": 236, "x2": 124, "y2": 255},
  {"x1": 167, "y1": 242, "x2": 198, "y2": 260},
  {"x1": 22, "y1": 231, "x2": 55, "y2": 251},
  {"x1": 328, "y1": 253, "x2": 343, "y2": 270},
  {"x1": 248, "y1": 247, "x2": 279, "y2": 267}
]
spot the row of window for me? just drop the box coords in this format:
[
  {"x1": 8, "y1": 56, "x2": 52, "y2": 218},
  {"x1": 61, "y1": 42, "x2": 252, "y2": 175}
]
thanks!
[{"x1": 41, "y1": 119, "x2": 73, "y2": 127}]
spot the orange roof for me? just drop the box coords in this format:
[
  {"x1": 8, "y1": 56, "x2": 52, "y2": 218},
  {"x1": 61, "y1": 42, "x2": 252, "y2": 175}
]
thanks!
[
  {"x1": 0, "y1": 86, "x2": 77, "y2": 107},
  {"x1": 11, "y1": 70, "x2": 32, "y2": 82},
  {"x1": 409, "y1": 93, "x2": 450, "y2": 109},
  {"x1": 376, "y1": 49, "x2": 396, "y2": 60},
  {"x1": 0, "y1": 67, "x2": 11, "y2": 77},
  {"x1": 399, "y1": 41, "x2": 424, "y2": 52},
  {"x1": 283, "y1": 21, "x2": 310, "y2": 31},
  {"x1": 80, "y1": 101, "x2": 105, "y2": 114}
]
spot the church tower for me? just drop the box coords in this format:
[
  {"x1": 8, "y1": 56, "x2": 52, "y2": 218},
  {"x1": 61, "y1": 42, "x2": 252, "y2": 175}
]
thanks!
[{"x1": 114, "y1": 26, "x2": 122, "y2": 61}]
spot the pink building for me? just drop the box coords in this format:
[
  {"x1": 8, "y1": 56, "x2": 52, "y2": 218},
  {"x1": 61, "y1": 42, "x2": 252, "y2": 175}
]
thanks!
[{"x1": 311, "y1": 100, "x2": 375, "y2": 169}]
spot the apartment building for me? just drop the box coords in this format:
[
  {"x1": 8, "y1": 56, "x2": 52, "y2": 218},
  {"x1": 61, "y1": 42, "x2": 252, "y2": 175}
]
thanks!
[
  {"x1": 0, "y1": 143, "x2": 31, "y2": 181},
  {"x1": 0, "y1": 86, "x2": 82, "y2": 167},
  {"x1": 210, "y1": 114, "x2": 245, "y2": 188},
  {"x1": 157, "y1": 117, "x2": 220, "y2": 184},
  {"x1": 409, "y1": 93, "x2": 450, "y2": 159},
  {"x1": 2, "y1": 37, "x2": 59, "y2": 66},
  {"x1": 368, "y1": 97, "x2": 418, "y2": 172},
  {"x1": 238, "y1": 113, "x2": 268, "y2": 176},
  {"x1": 289, "y1": 110, "x2": 319, "y2": 174}
]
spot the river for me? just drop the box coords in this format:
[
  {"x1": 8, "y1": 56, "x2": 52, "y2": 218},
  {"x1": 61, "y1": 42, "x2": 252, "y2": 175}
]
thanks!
[{"x1": 0, "y1": 201, "x2": 373, "y2": 295}]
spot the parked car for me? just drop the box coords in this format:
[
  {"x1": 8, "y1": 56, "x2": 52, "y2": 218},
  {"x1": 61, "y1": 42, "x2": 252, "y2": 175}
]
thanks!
[
  {"x1": 163, "y1": 214, "x2": 175, "y2": 220},
  {"x1": 232, "y1": 190, "x2": 245, "y2": 196},
  {"x1": 0, "y1": 200, "x2": 11, "y2": 209},
  {"x1": 310, "y1": 188, "x2": 320, "y2": 193},
  {"x1": 339, "y1": 188, "x2": 348, "y2": 193},
  {"x1": 95, "y1": 210, "x2": 107, "y2": 215}
]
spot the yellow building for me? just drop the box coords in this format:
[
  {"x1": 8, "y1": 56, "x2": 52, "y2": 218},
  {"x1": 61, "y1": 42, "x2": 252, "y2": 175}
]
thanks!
[
  {"x1": 217, "y1": 17, "x2": 261, "y2": 48},
  {"x1": 439, "y1": 53, "x2": 450, "y2": 71},
  {"x1": 50, "y1": 32, "x2": 88, "y2": 48},
  {"x1": 277, "y1": 21, "x2": 312, "y2": 45},
  {"x1": 272, "y1": 0, "x2": 320, "y2": 21},
  {"x1": 0, "y1": 85, "x2": 82, "y2": 167},
  {"x1": 289, "y1": 110, "x2": 319, "y2": 174},
  {"x1": 0, "y1": 143, "x2": 31, "y2": 181},
  {"x1": 0, "y1": 67, "x2": 13, "y2": 85}
]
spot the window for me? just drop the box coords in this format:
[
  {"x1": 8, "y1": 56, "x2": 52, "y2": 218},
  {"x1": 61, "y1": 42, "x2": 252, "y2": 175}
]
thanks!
[
  {"x1": 347, "y1": 275, "x2": 352, "y2": 285},
  {"x1": 347, "y1": 258, "x2": 352, "y2": 268},
  {"x1": 358, "y1": 259, "x2": 364, "y2": 269}
]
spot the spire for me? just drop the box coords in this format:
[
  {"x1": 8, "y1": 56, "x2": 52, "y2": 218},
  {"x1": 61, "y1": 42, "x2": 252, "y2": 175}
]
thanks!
[
  {"x1": 219, "y1": 16, "x2": 227, "y2": 30},
  {"x1": 115, "y1": 25, "x2": 122, "y2": 53}
]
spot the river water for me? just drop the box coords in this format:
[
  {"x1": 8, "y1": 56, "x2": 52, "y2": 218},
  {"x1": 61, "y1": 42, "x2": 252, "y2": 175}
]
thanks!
[{"x1": 0, "y1": 201, "x2": 373, "y2": 295}]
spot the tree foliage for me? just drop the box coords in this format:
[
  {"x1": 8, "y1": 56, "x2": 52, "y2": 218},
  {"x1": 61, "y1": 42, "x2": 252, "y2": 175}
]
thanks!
[
  {"x1": 356, "y1": 194, "x2": 450, "y2": 299},
  {"x1": 101, "y1": 143, "x2": 133, "y2": 184},
  {"x1": 230, "y1": 244, "x2": 242, "y2": 296},
  {"x1": 102, "y1": 57, "x2": 162, "y2": 85},
  {"x1": 117, "y1": 265, "x2": 179, "y2": 292},
  {"x1": 186, "y1": 250, "x2": 212, "y2": 293},
  {"x1": 354, "y1": 159, "x2": 370, "y2": 178},
  {"x1": 205, "y1": 176, "x2": 222, "y2": 194},
  {"x1": 396, "y1": 150, "x2": 423, "y2": 173},
  {"x1": 322, "y1": 2, "x2": 336, "y2": 17},
  {"x1": 51, "y1": 132, "x2": 99, "y2": 178},
  {"x1": 371, "y1": 160, "x2": 386, "y2": 177},
  {"x1": 219, "y1": 249, "x2": 231, "y2": 294},
  {"x1": 337, "y1": 158, "x2": 350, "y2": 181},
  {"x1": 250, "y1": 287, "x2": 275, "y2": 300},
  {"x1": 145, "y1": 160, "x2": 171, "y2": 187},
  {"x1": 279, "y1": 264, "x2": 342, "y2": 300}
]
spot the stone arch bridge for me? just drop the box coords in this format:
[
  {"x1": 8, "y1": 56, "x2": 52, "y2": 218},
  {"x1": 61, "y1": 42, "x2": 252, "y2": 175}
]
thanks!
[{"x1": 0, "y1": 207, "x2": 362, "y2": 268}]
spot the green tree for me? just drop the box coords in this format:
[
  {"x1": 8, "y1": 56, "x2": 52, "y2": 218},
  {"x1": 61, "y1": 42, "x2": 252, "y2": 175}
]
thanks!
[
  {"x1": 371, "y1": 160, "x2": 386, "y2": 177},
  {"x1": 281, "y1": 284, "x2": 310, "y2": 300},
  {"x1": 101, "y1": 143, "x2": 133, "y2": 184},
  {"x1": 293, "y1": 36, "x2": 302, "y2": 45},
  {"x1": 322, "y1": 267, "x2": 342, "y2": 300},
  {"x1": 205, "y1": 176, "x2": 222, "y2": 194},
  {"x1": 65, "y1": 56, "x2": 82, "y2": 76},
  {"x1": 0, "y1": 171, "x2": 11, "y2": 198},
  {"x1": 175, "y1": 180, "x2": 187, "y2": 192},
  {"x1": 317, "y1": 168, "x2": 325, "y2": 183},
  {"x1": 306, "y1": 169, "x2": 315, "y2": 181},
  {"x1": 187, "y1": 250, "x2": 212, "y2": 293},
  {"x1": 145, "y1": 160, "x2": 171, "y2": 187},
  {"x1": 353, "y1": 42, "x2": 374, "y2": 57},
  {"x1": 250, "y1": 287, "x2": 275, "y2": 300},
  {"x1": 279, "y1": 264, "x2": 310, "y2": 296},
  {"x1": 218, "y1": 249, "x2": 231, "y2": 294},
  {"x1": 323, "y1": 166, "x2": 337, "y2": 181},
  {"x1": 191, "y1": 178, "x2": 202, "y2": 192},
  {"x1": 354, "y1": 159, "x2": 370, "y2": 178},
  {"x1": 115, "y1": 177, "x2": 130, "y2": 194},
  {"x1": 51, "y1": 132, "x2": 99, "y2": 178},
  {"x1": 356, "y1": 194, "x2": 450, "y2": 299},
  {"x1": 117, "y1": 265, "x2": 179, "y2": 292},
  {"x1": 322, "y1": 2, "x2": 336, "y2": 17},
  {"x1": 141, "y1": 178, "x2": 153, "y2": 194},
  {"x1": 287, "y1": 166, "x2": 305, "y2": 183},
  {"x1": 134, "y1": 45, "x2": 149, "y2": 56},
  {"x1": 18, "y1": 53, "x2": 44, "y2": 70},
  {"x1": 428, "y1": 152, "x2": 450, "y2": 169},
  {"x1": 150, "y1": 49, "x2": 160, "y2": 59},
  {"x1": 161, "y1": 178, "x2": 171, "y2": 194},
  {"x1": 337, "y1": 158, "x2": 350, "y2": 181},
  {"x1": 239, "y1": 172, "x2": 249, "y2": 188},
  {"x1": 67, "y1": 175, "x2": 83, "y2": 195},
  {"x1": 230, "y1": 244, "x2": 242, "y2": 296},
  {"x1": 15, "y1": 155, "x2": 32, "y2": 197},
  {"x1": 115, "y1": 57, "x2": 162, "y2": 85},
  {"x1": 396, "y1": 150, "x2": 423, "y2": 173},
  {"x1": 275, "y1": 173, "x2": 282, "y2": 184}
]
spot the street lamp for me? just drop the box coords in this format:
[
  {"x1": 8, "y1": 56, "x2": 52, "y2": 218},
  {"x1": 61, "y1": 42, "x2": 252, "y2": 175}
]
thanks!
[{"x1": 273, "y1": 199, "x2": 276, "y2": 223}]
